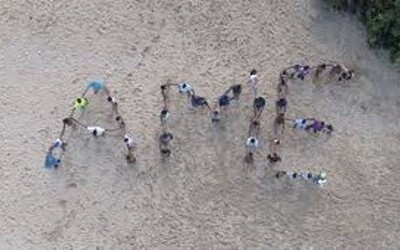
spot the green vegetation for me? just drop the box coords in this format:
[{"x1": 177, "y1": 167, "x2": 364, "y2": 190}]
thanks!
[{"x1": 325, "y1": 0, "x2": 400, "y2": 61}]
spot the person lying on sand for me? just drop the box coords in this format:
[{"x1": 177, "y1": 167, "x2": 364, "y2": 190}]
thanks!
[
  {"x1": 292, "y1": 118, "x2": 308, "y2": 130},
  {"x1": 63, "y1": 117, "x2": 74, "y2": 126},
  {"x1": 160, "y1": 109, "x2": 170, "y2": 124},
  {"x1": 267, "y1": 152, "x2": 281, "y2": 163},
  {"x1": 314, "y1": 63, "x2": 327, "y2": 78},
  {"x1": 107, "y1": 96, "x2": 117, "y2": 104},
  {"x1": 178, "y1": 82, "x2": 193, "y2": 94},
  {"x1": 87, "y1": 126, "x2": 106, "y2": 136},
  {"x1": 86, "y1": 81, "x2": 103, "y2": 94},
  {"x1": 44, "y1": 152, "x2": 61, "y2": 169},
  {"x1": 231, "y1": 84, "x2": 242, "y2": 100},
  {"x1": 115, "y1": 116, "x2": 126, "y2": 130},
  {"x1": 328, "y1": 64, "x2": 354, "y2": 81},
  {"x1": 159, "y1": 132, "x2": 173, "y2": 157},
  {"x1": 293, "y1": 118, "x2": 333, "y2": 134},
  {"x1": 106, "y1": 95, "x2": 118, "y2": 113},
  {"x1": 126, "y1": 152, "x2": 136, "y2": 164},
  {"x1": 160, "y1": 132, "x2": 173, "y2": 145},
  {"x1": 245, "y1": 136, "x2": 259, "y2": 163},
  {"x1": 50, "y1": 138, "x2": 66, "y2": 151},
  {"x1": 277, "y1": 75, "x2": 289, "y2": 98},
  {"x1": 322, "y1": 124, "x2": 334, "y2": 134},
  {"x1": 218, "y1": 94, "x2": 231, "y2": 108},
  {"x1": 275, "y1": 98, "x2": 287, "y2": 115},
  {"x1": 74, "y1": 97, "x2": 88, "y2": 110},
  {"x1": 338, "y1": 67, "x2": 354, "y2": 81},
  {"x1": 274, "y1": 113, "x2": 285, "y2": 136},
  {"x1": 209, "y1": 84, "x2": 241, "y2": 122},
  {"x1": 211, "y1": 93, "x2": 230, "y2": 120},
  {"x1": 220, "y1": 84, "x2": 242, "y2": 101},
  {"x1": 246, "y1": 137, "x2": 259, "y2": 154},
  {"x1": 286, "y1": 64, "x2": 311, "y2": 80},
  {"x1": 161, "y1": 83, "x2": 177, "y2": 107},
  {"x1": 210, "y1": 109, "x2": 221, "y2": 123},
  {"x1": 249, "y1": 119, "x2": 261, "y2": 138},
  {"x1": 305, "y1": 119, "x2": 327, "y2": 133},
  {"x1": 188, "y1": 91, "x2": 211, "y2": 110},
  {"x1": 253, "y1": 96, "x2": 266, "y2": 120}
]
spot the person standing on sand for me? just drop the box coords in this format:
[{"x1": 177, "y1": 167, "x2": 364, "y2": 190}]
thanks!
[
  {"x1": 245, "y1": 136, "x2": 259, "y2": 163},
  {"x1": 178, "y1": 82, "x2": 193, "y2": 94}
]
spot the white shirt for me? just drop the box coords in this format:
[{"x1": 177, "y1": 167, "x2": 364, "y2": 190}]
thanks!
[
  {"x1": 87, "y1": 126, "x2": 105, "y2": 136},
  {"x1": 294, "y1": 118, "x2": 307, "y2": 129},
  {"x1": 52, "y1": 138, "x2": 63, "y2": 148},
  {"x1": 109, "y1": 96, "x2": 117, "y2": 104},
  {"x1": 124, "y1": 135, "x2": 136, "y2": 149},
  {"x1": 246, "y1": 137, "x2": 259, "y2": 152},
  {"x1": 249, "y1": 74, "x2": 259, "y2": 86},
  {"x1": 160, "y1": 111, "x2": 170, "y2": 122},
  {"x1": 178, "y1": 83, "x2": 193, "y2": 94},
  {"x1": 317, "y1": 179, "x2": 327, "y2": 186}
]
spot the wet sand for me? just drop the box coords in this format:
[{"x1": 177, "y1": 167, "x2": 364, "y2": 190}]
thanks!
[{"x1": 1, "y1": 0, "x2": 400, "y2": 248}]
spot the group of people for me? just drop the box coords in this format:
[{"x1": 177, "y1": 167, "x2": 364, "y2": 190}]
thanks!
[
  {"x1": 270, "y1": 63, "x2": 350, "y2": 185},
  {"x1": 45, "y1": 81, "x2": 136, "y2": 169},
  {"x1": 159, "y1": 82, "x2": 175, "y2": 158},
  {"x1": 244, "y1": 70, "x2": 267, "y2": 163},
  {"x1": 45, "y1": 62, "x2": 353, "y2": 188},
  {"x1": 159, "y1": 81, "x2": 244, "y2": 157},
  {"x1": 283, "y1": 63, "x2": 354, "y2": 83},
  {"x1": 275, "y1": 170, "x2": 327, "y2": 185},
  {"x1": 292, "y1": 117, "x2": 334, "y2": 134}
]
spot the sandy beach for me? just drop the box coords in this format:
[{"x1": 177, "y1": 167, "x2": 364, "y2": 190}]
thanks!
[{"x1": 1, "y1": 0, "x2": 400, "y2": 248}]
